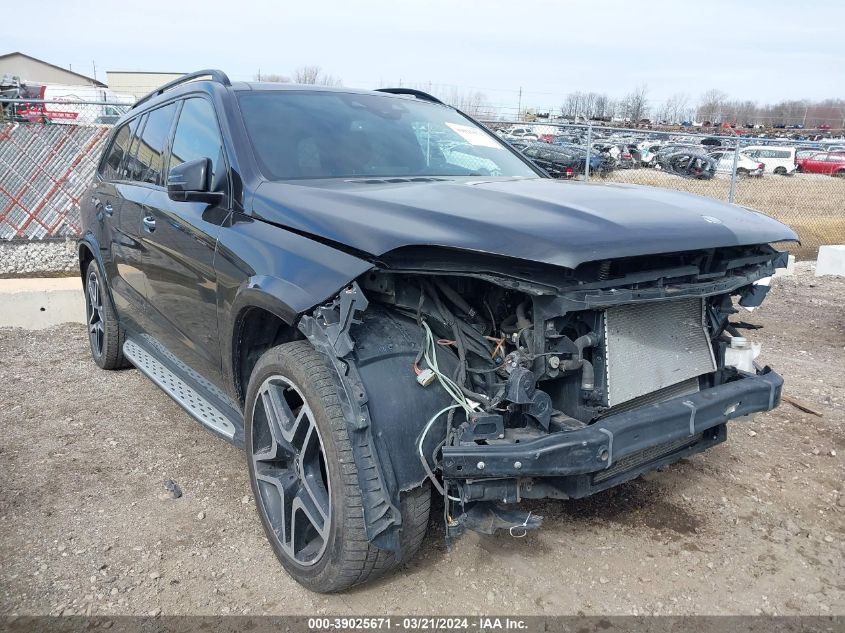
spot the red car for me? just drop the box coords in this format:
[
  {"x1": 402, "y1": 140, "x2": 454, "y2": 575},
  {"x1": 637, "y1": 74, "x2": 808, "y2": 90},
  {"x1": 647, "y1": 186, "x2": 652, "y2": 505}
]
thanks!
[{"x1": 796, "y1": 152, "x2": 845, "y2": 176}]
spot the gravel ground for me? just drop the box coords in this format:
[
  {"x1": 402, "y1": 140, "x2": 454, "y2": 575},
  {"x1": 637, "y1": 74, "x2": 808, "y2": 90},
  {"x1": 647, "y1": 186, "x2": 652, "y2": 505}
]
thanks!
[
  {"x1": 0, "y1": 263, "x2": 842, "y2": 616},
  {"x1": 0, "y1": 241, "x2": 78, "y2": 278}
]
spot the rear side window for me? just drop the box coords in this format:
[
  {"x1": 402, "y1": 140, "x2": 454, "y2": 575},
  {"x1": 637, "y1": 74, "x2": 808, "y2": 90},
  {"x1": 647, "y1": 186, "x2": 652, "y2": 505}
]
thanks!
[
  {"x1": 131, "y1": 102, "x2": 177, "y2": 185},
  {"x1": 168, "y1": 98, "x2": 224, "y2": 187},
  {"x1": 100, "y1": 124, "x2": 131, "y2": 180},
  {"x1": 123, "y1": 115, "x2": 146, "y2": 181}
]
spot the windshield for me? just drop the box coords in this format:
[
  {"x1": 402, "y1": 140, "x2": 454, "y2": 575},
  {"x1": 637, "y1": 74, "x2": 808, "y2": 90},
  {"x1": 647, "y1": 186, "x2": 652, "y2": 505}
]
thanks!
[{"x1": 237, "y1": 91, "x2": 539, "y2": 180}]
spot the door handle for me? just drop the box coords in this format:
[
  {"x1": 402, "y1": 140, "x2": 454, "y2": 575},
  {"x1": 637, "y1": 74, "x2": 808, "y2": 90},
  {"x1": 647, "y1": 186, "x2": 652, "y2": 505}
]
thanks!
[
  {"x1": 104, "y1": 202, "x2": 113, "y2": 216},
  {"x1": 142, "y1": 216, "x2": 156, "y2": 232}
]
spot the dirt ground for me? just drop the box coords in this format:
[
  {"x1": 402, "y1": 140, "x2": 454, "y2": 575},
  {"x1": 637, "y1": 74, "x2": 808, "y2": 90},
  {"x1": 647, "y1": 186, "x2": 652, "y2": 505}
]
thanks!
[{"x1": 0, "y1": 263, "x2": 843, "y2": 616}]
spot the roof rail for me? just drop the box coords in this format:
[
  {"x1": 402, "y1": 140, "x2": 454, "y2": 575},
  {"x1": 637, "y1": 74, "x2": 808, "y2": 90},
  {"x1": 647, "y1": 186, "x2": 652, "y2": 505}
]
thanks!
[
  {"x1": 374, "y1": 87, "x2": 444, "y2": 105},
  {"x1": 132, "y1": 69, "x2": 231, "y2": 110}
]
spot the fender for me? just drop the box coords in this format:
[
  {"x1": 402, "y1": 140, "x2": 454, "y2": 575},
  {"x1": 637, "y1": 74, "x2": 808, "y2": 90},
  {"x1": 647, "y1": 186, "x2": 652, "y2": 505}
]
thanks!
[
  {"x1": 77, "y1": 232, "x2": 119, "y2": 316},
  {"x1": 298, "y1": 285, "x2": 457, "y2": 554}
]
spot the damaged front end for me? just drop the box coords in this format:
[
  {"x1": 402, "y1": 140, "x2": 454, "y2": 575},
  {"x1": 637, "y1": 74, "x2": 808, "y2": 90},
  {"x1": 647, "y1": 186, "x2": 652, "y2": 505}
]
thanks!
[{"x1": 299, "y1": 243, "x2": 788, "y2": 545}]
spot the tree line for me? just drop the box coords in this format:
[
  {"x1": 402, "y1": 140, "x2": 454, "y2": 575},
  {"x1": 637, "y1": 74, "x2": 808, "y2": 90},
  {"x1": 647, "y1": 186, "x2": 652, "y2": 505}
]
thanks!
[{"x1": 557, "y1": 85, "x2": 844, "y2": 127}]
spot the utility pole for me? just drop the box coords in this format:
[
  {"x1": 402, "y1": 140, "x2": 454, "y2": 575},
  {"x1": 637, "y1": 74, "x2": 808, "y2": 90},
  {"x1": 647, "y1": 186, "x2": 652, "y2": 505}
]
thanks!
[
  {"x1": 92, "y1": 60, "x2": 97, "y2": 82},
  {"x1": 517, "y1": 86, "x2": 522, "y2": 122}
]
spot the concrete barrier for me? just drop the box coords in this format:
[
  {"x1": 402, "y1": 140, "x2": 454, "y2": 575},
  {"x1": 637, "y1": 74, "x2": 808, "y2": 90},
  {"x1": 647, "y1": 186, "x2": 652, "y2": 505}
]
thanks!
[
  {"x1": 0, "y1": 277, "x2": 85, "y2": 329},
  {"x1": 815, "y1": 245, "x2": 845, "y2": 277}
]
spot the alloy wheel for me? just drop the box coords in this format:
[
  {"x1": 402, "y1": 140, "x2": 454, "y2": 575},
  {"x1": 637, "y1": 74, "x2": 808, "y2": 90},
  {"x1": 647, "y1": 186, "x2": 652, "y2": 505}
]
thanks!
[
  {"x1": 251, "y1": 376, "x2": 331, "y2": 567},
  {"x1": 86, "y1": 271, "x2": 104, "y2": 357}
]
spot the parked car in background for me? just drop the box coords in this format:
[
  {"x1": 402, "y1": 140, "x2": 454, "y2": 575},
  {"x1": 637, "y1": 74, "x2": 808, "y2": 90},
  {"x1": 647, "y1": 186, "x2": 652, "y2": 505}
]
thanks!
[
  {"x1": 498, "y1": 126, "x2": 538, "y2": 142},
  {"x1": 520, "y1": 143, "x2": 578, "y2": 178},
  {"x1": 741, "y1": 146, "x2": 796, "y2": 175},
  {"x1": 795, "y1": 148, "x2": 824, "y2": 161},
  {"x1": 520, "y1": 142, "x2": 611, "y2": 178},
  {"x1": 709, "y1": 150, "x2": 764, "y2": 176},
  {"x1": 796, "y1": 152, "x2": 845, "y2": 176},
  {"x1": 657, "y1": 150, "x2": 717, "y2": 179},
  {"x1": 34, "y1": 84, "x2": 134, "y2": 124}
]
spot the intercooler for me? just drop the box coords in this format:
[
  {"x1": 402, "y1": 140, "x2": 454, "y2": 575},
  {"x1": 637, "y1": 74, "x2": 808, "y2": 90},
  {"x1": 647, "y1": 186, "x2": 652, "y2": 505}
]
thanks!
[{"x1": 603, "y1": 298, "x2": 716, "y2": 408}]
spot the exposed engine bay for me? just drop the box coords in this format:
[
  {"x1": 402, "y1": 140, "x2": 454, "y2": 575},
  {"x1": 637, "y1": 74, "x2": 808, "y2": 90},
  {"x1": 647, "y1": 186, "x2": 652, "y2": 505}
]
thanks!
[{"x1": 299, "y1": 243, "x2": 787, "y2": 545}]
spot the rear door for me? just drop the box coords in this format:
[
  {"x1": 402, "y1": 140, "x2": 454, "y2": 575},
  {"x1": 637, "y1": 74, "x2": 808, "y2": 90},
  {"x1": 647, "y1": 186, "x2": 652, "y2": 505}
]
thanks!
[
  {"x1": 114, "y1": 104, "x2": 179, "y2": 330},
  {"x1": 140, "y1": 96, "x2": 230, "y2": 388},
  {"x1": 91, "y1": 121, "x2": 131, "y2": 284},
  {"x1": 94, "y1": 115, "x2": 150, "y2": 328}
]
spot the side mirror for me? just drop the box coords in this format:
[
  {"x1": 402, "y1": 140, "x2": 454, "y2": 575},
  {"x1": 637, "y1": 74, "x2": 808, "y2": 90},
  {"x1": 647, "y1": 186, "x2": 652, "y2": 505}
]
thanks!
[{"x1": 167, "y1": 157, "x2": 222, "y2": 203}]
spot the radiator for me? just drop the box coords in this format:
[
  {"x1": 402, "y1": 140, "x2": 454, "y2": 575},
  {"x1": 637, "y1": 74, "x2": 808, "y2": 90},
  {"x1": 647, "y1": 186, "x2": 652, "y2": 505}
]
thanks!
[{"x1": 603, "y1": 298, "x2": 716, "y2": 407}]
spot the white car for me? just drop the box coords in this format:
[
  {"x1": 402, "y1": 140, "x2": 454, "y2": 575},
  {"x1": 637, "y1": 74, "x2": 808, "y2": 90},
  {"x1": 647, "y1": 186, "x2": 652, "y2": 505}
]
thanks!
[
  {"x1": 741, "y1": 146, "x2": 797, "y2": 175},
  {"x1": 499, "y1": 127, "x2": 538, "y2": 142},
  {"x1": 708, "y1": 150, "x2": 764, "y2": 176}
]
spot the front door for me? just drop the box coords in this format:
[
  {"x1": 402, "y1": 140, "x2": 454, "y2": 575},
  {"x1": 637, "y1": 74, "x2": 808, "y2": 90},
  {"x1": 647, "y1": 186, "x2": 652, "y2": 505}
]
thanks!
[{"x1": 140, "y1": 97, "x2": 230, "y2": 389}]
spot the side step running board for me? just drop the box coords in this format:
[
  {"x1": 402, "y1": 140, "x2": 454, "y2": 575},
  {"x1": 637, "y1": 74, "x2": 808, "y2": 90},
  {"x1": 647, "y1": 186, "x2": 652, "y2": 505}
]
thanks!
[{"x1": 123, "y1": 338, "x2": 238, "y2": 441}]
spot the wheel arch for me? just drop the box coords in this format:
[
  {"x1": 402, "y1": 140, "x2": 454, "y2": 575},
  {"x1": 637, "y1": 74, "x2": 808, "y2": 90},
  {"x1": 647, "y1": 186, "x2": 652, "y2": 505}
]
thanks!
[
  {"x1": 226, "y1": 278, "x2": 311, "y2": 406},
  {"x1": 77, "y1": 233, "x2": 120, "y2": 315}
]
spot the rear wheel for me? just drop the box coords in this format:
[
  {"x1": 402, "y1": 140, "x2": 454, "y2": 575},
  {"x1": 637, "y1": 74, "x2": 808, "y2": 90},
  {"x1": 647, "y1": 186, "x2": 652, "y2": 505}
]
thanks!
[
  {"x1": 244, "y1": 341, "x2": 430, "y2": 592},
  {"x1": 84, "y1": 260, "x2": 129, "y2": 370},
  {"x1": 774, "y1": 167, "x2": 787, "y2": 175}
]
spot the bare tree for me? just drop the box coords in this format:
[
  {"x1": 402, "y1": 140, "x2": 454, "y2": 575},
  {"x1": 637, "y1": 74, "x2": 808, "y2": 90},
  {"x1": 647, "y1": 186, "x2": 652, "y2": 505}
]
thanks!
[
  {"x1": 621, "y1": 84, "x2": 649, "y2": 122},
  {"x1": 418, "y1": 84, "x2": 496, "y2": 119},
  {"x1": 254, "y1": 72, "x2": 290, "y2": 83},
  {"x1": 294, "y1": 65, "x2": 321, "y2": 84},
  {"x1": 697, "y1": 89, "x2": 728, "y2": 122},
  {"x1": 660, "y1": 93, "x2": 689, "y2": 124},
  {"x1": 560, "y1": 92, "x2": 585, "y2": 119},
  {"x1": 592, "y1": 93, "x2": 611, "y2": 120},
  {"x1": 292, "y1": 65, "x2": 342, "y2": 86}
]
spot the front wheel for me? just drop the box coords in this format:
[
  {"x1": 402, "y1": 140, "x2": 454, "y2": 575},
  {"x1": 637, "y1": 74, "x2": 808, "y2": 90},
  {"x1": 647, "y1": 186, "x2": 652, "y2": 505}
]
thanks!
[{"x1": 244, "y1": 341, "x2": 430, "y2": 592}]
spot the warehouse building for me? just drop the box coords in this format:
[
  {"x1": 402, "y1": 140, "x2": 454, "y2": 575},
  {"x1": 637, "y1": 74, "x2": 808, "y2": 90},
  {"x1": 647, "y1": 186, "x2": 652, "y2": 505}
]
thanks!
[
  {"x1": 0, "y1": 52, "x2": 105, "y2": 86},
  {"x1": 105, "y1": 71, "x2": 185, "y2": 101}
]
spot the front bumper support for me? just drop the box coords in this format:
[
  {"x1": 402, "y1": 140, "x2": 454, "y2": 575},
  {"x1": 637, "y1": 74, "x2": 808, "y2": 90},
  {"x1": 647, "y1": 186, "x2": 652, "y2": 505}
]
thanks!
[{"x1": 440, "y1": 369, "x2": 782, "y2": 479}]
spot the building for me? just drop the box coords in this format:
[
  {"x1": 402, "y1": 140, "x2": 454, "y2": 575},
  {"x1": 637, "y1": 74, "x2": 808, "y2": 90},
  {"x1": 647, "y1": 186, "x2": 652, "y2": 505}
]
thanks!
[
  {"x1": 106, "y1": 71, "x2": 185, "y2": 101},
  {"x1": 0, "y1": 52, "x2": 105, "y2": 86}
]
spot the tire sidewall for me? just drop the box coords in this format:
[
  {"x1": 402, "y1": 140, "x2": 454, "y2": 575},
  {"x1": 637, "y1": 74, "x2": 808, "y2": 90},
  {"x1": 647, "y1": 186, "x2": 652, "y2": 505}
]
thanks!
[
  {"x1": 85, "y1": 260, "x2": 109, "y2": 368},
  {"x1": 244, "y1": 345, "x2": 354, "y2": 591}
]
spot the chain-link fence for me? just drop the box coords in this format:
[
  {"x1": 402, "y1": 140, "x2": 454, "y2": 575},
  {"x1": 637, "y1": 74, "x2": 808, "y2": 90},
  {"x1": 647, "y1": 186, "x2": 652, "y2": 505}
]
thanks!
[
  {"x1": 484, "y1": 120, "x2": 845, "y2": 259},
  {"x1": 1, "y1": 98, "x2": 842, "y2": 259},
  {"x1": 0, "y1": 99, "x2": 118, "y2": 239}
]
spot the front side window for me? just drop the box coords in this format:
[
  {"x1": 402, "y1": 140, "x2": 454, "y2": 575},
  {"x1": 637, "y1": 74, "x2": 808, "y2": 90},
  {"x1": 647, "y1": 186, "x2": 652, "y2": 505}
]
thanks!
[
  {"x1": 169, "y1": 98, "x2": 224, "y2": 187},
  {"x1": 237, "y1": 91, "x2": 538, "y2": 180},
  {"x1": 131, "y1": 102, "x2": 177, "y2": 185}
]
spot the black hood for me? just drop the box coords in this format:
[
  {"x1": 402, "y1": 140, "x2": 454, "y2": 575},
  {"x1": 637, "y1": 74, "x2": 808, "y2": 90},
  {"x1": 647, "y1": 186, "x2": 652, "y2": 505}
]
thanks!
[{"x1": 251, "y1": 177, "x2": 798, "y2": 269}]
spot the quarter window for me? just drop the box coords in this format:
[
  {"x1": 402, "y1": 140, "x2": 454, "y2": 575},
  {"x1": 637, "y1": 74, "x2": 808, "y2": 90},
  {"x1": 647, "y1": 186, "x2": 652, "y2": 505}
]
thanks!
[{"x1": 100, "y1": 123, "x2": 131, "y2": 180}]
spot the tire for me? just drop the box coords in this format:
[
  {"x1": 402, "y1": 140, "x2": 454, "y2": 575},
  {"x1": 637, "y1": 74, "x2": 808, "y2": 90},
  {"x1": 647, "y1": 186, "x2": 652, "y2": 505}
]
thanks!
[
  {"x1": 244, "y1": 340, "x2": 430, "y2": 593},
  {"x1": 84, "y1": 259, "x2": 129, "y2": 370},
  {"x1": 737, "y1": 167, "x2": 749, "y2": 175},
  {"x1": 774, "y1": 167, "x2": 787, "y2": 175}
]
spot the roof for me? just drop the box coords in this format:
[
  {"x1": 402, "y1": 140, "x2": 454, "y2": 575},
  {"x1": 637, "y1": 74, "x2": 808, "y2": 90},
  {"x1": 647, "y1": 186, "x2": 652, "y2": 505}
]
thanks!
[{"x1": 0, "y1": 52, "x2": 106, "y2": 86}]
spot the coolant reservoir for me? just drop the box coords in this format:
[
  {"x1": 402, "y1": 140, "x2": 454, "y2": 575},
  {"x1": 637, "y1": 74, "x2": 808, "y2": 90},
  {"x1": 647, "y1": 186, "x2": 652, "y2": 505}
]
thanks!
[{"x1": 724, "y1": 336, "x2": 761, "y2": 373}]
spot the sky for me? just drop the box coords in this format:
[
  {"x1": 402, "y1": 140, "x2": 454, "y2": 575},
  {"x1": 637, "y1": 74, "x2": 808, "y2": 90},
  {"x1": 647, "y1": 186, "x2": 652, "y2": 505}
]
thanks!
[{"x1": 4, "y1": 0, "x2": 843, "y2": 113}]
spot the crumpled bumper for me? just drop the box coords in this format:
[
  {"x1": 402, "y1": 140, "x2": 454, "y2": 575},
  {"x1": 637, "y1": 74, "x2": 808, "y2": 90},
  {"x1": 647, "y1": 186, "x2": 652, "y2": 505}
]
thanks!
[{"x1": 441, "y1": 368, "x2": 783, "y2": 484}]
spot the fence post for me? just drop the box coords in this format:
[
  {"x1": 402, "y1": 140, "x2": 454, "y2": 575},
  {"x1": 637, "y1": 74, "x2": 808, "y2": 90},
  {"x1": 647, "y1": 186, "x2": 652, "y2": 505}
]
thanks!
[
  {"x1": 728, "y1": 141, "x2": 740, "y2": 203},
  {"x1": 584, "y1": 123, "x2": 592, "y2": 182}
]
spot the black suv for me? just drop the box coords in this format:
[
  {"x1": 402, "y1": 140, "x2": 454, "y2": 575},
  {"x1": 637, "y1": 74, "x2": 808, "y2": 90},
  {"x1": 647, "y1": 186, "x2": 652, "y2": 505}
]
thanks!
[{"x1": 80, "y1": 70, "x2": 797, "y2": 592}]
